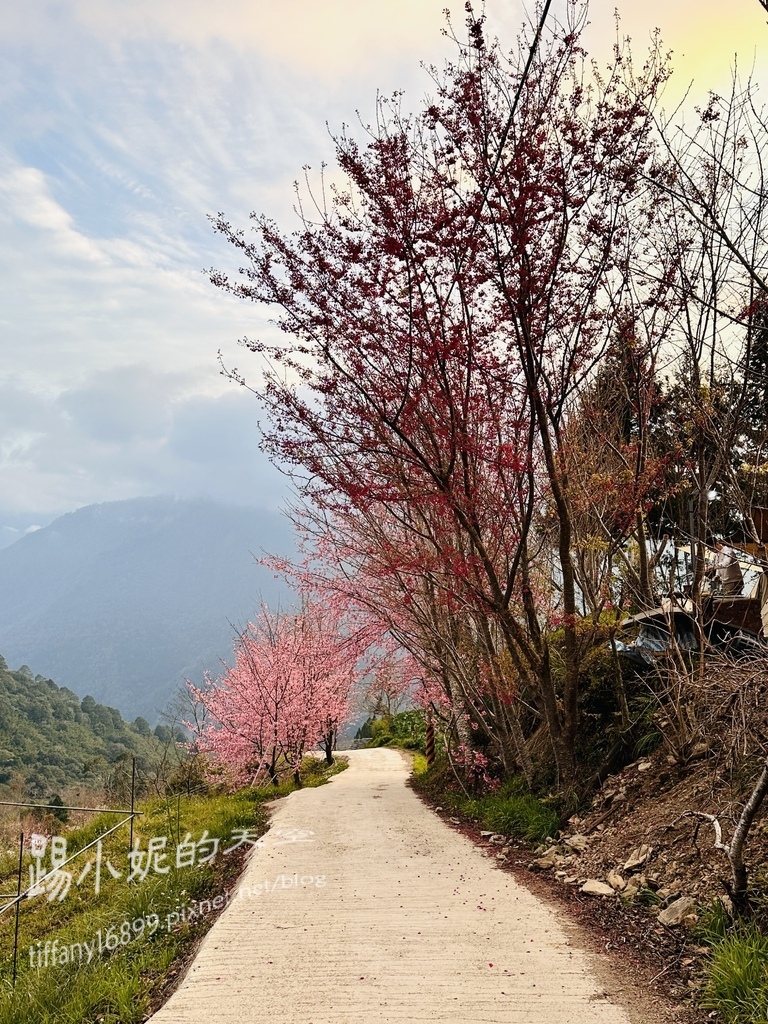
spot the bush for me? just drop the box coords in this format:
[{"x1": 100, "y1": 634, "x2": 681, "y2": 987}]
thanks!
[{"x1": 362, "y1": 710, "x2": 428, "y2": 752}]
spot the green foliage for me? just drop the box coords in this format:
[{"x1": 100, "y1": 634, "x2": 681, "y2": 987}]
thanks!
[
  {"x1": 362, "y1": 710, "x2": 427, "y2": 752},
  {"x1": 695, "y1": 898, "x2": 732, "y2": 946},
  {"x1": 354, "y1": 718, "x2": 374, "y2": 739},
  {"x1": 47, "y1": 795, "x2": 68, "y2": 824},
  {"x1": 464, "y1": 778, "x2": 561, "y2": 843},
  {"x1": 413, "y1": 765, "x2": 560, "y2": 844},
  {"x1": 370, "y1": 719, "x2": 393, "y2": 742},
  {"x1": 0, "y1": 656, "x2": 165, "y2": 798},
  {"x1": 389, "y1": 710, "x2": 427, "y2": 751},
  {"x1": 635, "y1": 887, "x2": 662, "y2": 907},
  {"x1": 702, "y1": 926, "x2": 768, "y2": 1024},
  {"x1": 633, "y1": 729, "x2": 662, "y2": 759}
]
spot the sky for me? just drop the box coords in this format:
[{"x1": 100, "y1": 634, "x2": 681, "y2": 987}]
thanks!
[{"x1": 1, "y1": 0, "x2": 766, "y2": 548}]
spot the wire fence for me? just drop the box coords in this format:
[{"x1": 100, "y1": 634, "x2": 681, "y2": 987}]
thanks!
[{"x1": 0, "y1": 759, "x2": 142, "y2": 987}]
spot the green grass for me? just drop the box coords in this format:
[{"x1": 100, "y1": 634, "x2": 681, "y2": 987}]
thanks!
[
  {"x1": 0, "y1": 755, "x2": 347, "y2": 1023},
  {"x1": 461, "y1": 778, "x2": 561, "y2": 844},
  {"x1": 694, "y1": 898, "x2": 731, "y2": 946},
  {"x1": 702, "y1": 925, "x2": 768, "y2": 1024},
  {"x1": 412, "y1": 764, "x2": 560, "y2": 844}
]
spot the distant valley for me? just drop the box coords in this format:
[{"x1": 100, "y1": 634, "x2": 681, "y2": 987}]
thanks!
[{"x1": 0, "y1": 497, "x2": 293, "y2": 721}]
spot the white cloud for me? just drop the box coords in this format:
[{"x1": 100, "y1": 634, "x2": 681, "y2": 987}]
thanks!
[
  {"x1": 64, "y1": 0, "x2": 453, "y2": 78},
  {"x1": 0, "y1": 371, "x2": 287, "y2": 519},
  {"x1": 0, "y1": 162, "x2": 106, "y2": 262},
  {"x1": 1, "y1": 0, "x2": 765, "y2": 531}
]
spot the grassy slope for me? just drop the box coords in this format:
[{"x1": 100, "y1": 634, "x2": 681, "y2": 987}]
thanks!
[{"x1": 0, "y1": 757, "x2": 347, "y2": 1024}]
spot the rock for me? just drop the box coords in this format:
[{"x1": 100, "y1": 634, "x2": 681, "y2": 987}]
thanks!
[
  {"x1": 496, "y1": 854, "x2": 508, "y2": 862},
  {"x1": 480, "y1": 831, "x2": 494, "y2": 837},
  {"x1": 581, "y1": 879, "x2": 616, "y2": 897},
  {"x1": 489, "y1": 834, "x2": 506, "y2": 845},
  {"x1": 623, "y1": 876, "x2": 641, "y2": 896},
  {"x1": 690, "y1": 742, "x2": 710, "y2": 760},
  {"x1": 624, "y1": 844, "x2": 653, "y2": 872},
  {"x1": 564, "y1": 834, "x2": 589, "y2": 852},
  {"x1": 656, "y1": 886, "x2": 682, "y2": 905},
  {"x1": 533, "y1": 853, "x2": 557, "y2": 870},
  {"x1": 658, "y1": 896, "x2": 697, "y2": 927},
  {"x1": 606, "y1": 870, "x2": 626, "y2": 892},
  {"x1": 449, "y1": 817, "x2": 461, "y2": 824},
  {"x1": 435, "y1": 806, "x2": 443, "y2": 812},
  {"x1": 635, "y1": 874, "x2": 651, "y2": 891},
  {"x1": 637, "y1": 761, "x2": 652, "y2": 771}
]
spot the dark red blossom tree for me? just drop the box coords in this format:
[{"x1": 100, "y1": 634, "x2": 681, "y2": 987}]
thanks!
[{"x1": 210, "y1": 5, "x2": 670, "y2": 794}]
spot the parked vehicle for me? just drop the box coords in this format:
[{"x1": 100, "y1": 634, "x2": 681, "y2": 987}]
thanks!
[{"x1": 614, "y1": 596, "x2": 766, "y2": 670}]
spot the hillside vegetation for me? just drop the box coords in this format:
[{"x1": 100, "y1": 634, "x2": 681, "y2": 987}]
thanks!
[
  {"x1": 0, "y1": 755, "x2": 347, "y2": 1024},
  {"x1": 0, "y1": 655, "x2": 166, "y2": 799}
]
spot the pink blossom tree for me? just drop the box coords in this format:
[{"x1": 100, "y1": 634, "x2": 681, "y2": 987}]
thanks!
[{"x1": 188, "y1": 599, "x2": 367, "y2": 787}]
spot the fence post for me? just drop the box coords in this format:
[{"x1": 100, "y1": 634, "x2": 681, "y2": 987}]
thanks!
[
  {"x1": 12, "y1": 832, "x2": 24, "y2": 988},
  {"x1": 129, "y1": 757, "x2": 136, "y2": 866}
]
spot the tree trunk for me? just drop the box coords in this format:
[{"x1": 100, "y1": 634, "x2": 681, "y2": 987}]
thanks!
[
  {"x1": 323, "y1": 730, "x2": 335, "y2": 766},
  {"x1": 635, "y1": 511, "x2": 655, "y2": 608},
  {"x1": 729, "y1": 756, "x2": 768, "y2": 910}
]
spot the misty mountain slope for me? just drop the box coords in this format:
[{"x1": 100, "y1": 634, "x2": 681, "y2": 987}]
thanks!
[{"x1": 0, "y1": 497, "x2": 293, "y2": 721}]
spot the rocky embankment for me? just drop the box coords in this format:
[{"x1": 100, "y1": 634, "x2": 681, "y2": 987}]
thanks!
[{"x1": 427, "y1": 750, "x2": 768, "y2": 1018}]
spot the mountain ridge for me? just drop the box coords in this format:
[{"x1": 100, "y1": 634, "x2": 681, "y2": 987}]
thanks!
[{"x1": 0, "y1": 496, "x2": 293, "y2": 721}]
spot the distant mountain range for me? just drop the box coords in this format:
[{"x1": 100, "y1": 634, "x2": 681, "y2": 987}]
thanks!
[{"x1": 0, "y1": 497, "x2": 293, "y2": 722}]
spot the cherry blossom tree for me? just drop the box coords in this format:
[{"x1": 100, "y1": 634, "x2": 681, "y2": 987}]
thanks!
[
  {"x1": 188, "y1": 600, "x2": 365, "y2": 787},
  {"x1": 210, "y1": 5, "x2": 670, "y2": 795}
]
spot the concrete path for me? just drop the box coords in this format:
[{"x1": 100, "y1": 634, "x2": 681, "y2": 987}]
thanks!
[{"x1": 149, "y1": 748, "x2": 635, "y2": 1024}]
